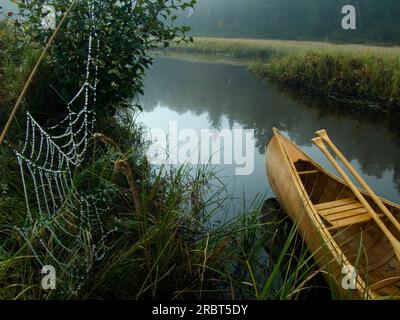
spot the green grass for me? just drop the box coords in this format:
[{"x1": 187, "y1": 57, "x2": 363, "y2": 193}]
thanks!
[{"x1": 161, "y1": 37, "x2": 400, "y2": 109}]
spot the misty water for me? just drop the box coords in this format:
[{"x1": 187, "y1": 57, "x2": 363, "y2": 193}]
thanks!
[{"x1": 139, "y1": 57, "x2": 400, "y2": 217}]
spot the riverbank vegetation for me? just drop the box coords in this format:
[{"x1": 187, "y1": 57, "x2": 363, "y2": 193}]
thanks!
[
  {"x1": 0, "y1": 4, "x2": 336, "y2": 300},
  {"x1": 161, "y1": 37, "x2": 400, "y2": 110},
  {"x1": 0, "y1": 21, "x2": 41, "y2": 118}
]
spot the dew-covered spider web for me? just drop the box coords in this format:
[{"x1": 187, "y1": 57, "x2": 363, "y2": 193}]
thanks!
[{"x1": 11, "y1": 1, "x2": 116, "y2": 295}]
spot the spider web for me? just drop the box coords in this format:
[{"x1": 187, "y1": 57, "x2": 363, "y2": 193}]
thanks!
[{"x1": 11, "y1": 1, "x2": 115, "y2": 295}]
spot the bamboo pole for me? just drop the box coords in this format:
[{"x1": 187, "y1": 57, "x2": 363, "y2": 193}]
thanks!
[
  {"x1": 316, "y1": 129, "x2": 400, "y2": 235},
  {"x1": 0, "y1": 0, "x2": 77, "y2": 145},
  {"x1": 312, "y1": 136, "x2": 400, "y2": 262}
]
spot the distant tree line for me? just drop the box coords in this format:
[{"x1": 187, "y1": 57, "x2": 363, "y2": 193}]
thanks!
[{"x1": 179, "y1": 0, "x2": 400, "y2": 44}]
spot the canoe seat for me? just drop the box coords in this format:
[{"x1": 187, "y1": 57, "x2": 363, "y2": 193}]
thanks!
[{"x1": 314, "y1": 197, "x2": 381, "y2": 229}]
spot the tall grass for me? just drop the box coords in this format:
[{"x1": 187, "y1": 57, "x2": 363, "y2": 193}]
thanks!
[
  {"x1": 160, "y1": 37, "x2": 298, "y2": 64},
  {"x1": 0, "y1": 113, "x2": 332, "y2": 299}
]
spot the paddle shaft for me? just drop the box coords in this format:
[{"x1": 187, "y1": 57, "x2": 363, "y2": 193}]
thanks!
[
  {"x1": 0, "y1": 1, "x2": 76, "y2": 145},
  {"x1": 312, "y1": 137, "x2": 400, "y2": 261},
  {"x1": 317, "y1": 130, "x2": 400, "y2": 235}
]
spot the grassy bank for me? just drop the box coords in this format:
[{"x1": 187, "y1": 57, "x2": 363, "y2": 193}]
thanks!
[
  {"x1": 162, "y1": 37, "x2": 400, "y2": 109},
  {"x1": 0, "y1": 115, "x2": 328, "y2": 300}
]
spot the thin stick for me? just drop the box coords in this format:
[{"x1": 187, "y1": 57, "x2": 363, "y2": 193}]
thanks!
[
  {"x1": 316, "y1": 129, "x2": 400, "y2": 235},
  {"x1": 312, "y1": 137, "x2": 400, "y2": 262},
  {"x1": 0, "y1": 0, "x2": 77, "y2": 145}
]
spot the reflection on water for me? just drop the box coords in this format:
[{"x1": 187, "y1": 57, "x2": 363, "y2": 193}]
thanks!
[
  {"x1": 140, "y1": 57, "x2": 400, "y2": 213},
  {"x1": 0, "y1": 0, "x2": 17, "y2": 18}
]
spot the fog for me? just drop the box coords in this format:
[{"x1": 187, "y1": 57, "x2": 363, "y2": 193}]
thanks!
[
  {"x1": 179, "y1": 0, "x2": 400, "y2": 44},
  {"x1": 2, "y1": 1, "x2": 399, "y2": 43}
]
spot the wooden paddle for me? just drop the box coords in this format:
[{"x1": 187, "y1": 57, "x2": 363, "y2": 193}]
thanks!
[
  {"x1": 316, "y1": 129, "x2": 400, "y2": 235},
  {"x1": 312, "y1": 136, "x2": 400, "y2": 262}
]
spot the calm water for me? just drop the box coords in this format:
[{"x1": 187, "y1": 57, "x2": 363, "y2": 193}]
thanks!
[
  {"x1": 0, "y1": 0, "x2": 17, "y2": 17},
  {"x1": 139, "y1": 57, "x2": 400, "y2": 216}
]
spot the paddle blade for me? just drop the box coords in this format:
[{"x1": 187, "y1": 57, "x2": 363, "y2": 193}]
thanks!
[
  {"x1": 315, "y1": 129, "x2": 329, "y2": 140},
  {"x1": 311, "y1": 137, "x2": 326, "y2": 150}
]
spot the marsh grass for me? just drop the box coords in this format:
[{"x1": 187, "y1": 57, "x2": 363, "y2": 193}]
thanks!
[
  {"x1": 166, "y1": 37, "x2": 400, "y2": 61},
  {"x1": 251, "y1": 51, "x2": 400, "y2": 107}
]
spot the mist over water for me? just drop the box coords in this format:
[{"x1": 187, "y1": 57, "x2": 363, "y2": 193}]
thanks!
[{"x1": 179, "y1": 0, "x2": 400, "y2": 44}]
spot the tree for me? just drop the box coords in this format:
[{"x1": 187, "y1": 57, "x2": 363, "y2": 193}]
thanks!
[{"x1": 18, "y1": 0, "x2": 195, "y2": 116}]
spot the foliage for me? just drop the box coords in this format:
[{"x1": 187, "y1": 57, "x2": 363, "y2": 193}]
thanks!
[
  {"x1": 0, "y1": 20, "x2": 41, "y2": 123},
  {"x1": 18, "y1": 0, "x2": 196, "y2": 116}
]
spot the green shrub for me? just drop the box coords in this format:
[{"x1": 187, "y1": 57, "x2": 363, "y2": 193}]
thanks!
[{"x1": 18, "y1": 0, "x2": 196, "y2": 116}]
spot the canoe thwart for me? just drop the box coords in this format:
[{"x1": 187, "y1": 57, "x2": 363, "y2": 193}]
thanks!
[{"x1": 314, "y1": 197, "x2": 356, "y2": 211}]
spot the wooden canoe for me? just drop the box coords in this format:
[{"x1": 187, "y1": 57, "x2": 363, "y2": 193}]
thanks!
[{"x1": 266, "y1": 128, "x2": 400, "y2": 299}]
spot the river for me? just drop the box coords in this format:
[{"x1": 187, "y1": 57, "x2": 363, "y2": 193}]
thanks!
[
  {"x1": 0, "y1": 0, "x2": 17, "y2": 18},
  {"x1": 139, "y1": 57, "x2": 400, "y2": 218}
]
